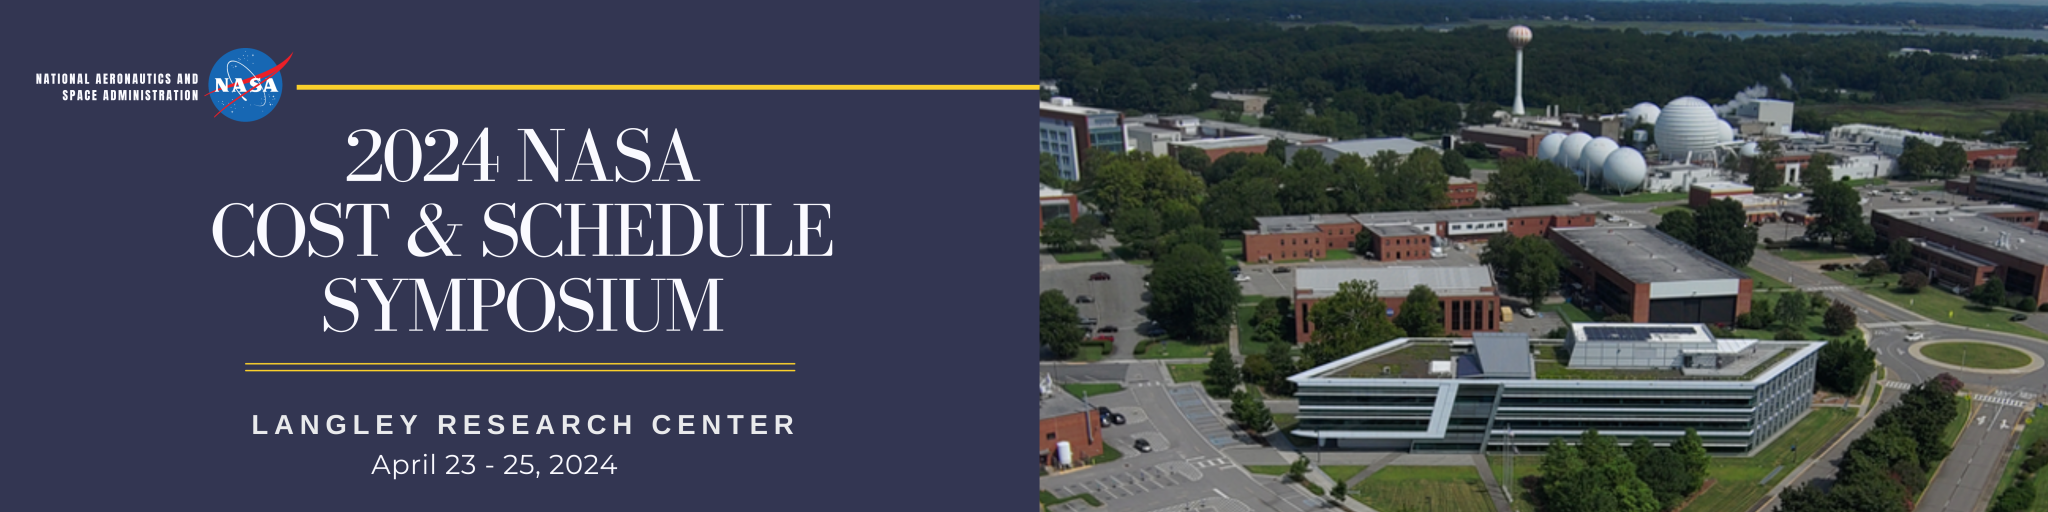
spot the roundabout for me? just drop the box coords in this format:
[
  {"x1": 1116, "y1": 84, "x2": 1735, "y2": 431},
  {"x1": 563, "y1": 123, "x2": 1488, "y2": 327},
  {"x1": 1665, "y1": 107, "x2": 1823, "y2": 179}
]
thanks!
[{"x1": 1908, "y1": 340, "x2": 2044, "y2": 374}]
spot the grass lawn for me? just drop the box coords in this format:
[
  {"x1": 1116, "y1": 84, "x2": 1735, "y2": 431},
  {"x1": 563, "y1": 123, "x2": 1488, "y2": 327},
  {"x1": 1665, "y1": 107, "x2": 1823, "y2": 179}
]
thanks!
[
  {"x1": 1730, "y1": 291, "x2": 1842, "y2": 342},
  {"x1": 1744, "y1": 267, "x2": 1796, "y2": 292},
  {"x1": 1487, "y1": 454, "x2": 1545, "y2": 512},
  {"x1": 1912, "y1": 184, "x2": 1946, "y2": 192},
  {"x1": 1650, "y1": 205, "x2": 1691, "y2": 216},
  {"x1": 1823, "y1": 271, "x2": 2048, "y2": 341},
  {"x1": 1321, "y1": 465, "x2": 1368, "y2": 485},
  {"x1": 1993, "y1": 414, "x2": 2048, "y2": 504},
  {"x1": 1351, "y1": 466, "x2": 1494, "y2": 512},
  {"x1": 1223, "y1": 239, "x2": 1244, "y2": 263},
  {"x1": 1168, "y1": 363, "x2": 1207, "y2": 384},
  {"x1": 1838, "y1": 178, "x2": 1889, "y2": 188},
  {"x1": 1138, "y1": 340, "x2": 1222, "y2": 360},
  {"x1": 1536, "y1": 302, "x2": 1593, "y2": 322},
  {"x1": 1074, "y1": 344, "x2": 1106, "y2": 362},
  {"x1": 1468, "y1": 159, "x2": 1501, "y2": 171},
  {"x1": 1535, "y1": 361, "x2": 1684, "y2": 380},
  {"x1": 1246, "y1": 465, "x2": 1291, "y2": 476},
  {"x1": 1090, "y1": 445, "x2": 1123, "y2": 465},
  {"x1": 1592, "y1": 191, "x2": 1688, "y2": 203},
  {"x1": 1337, "y1": 343, "x2": 1454, "y2": 378},
  {"x1": 1237, "y1": 298, "x2": 1286, "y2": 357},
  {"x1": 1318, "y1": 248, "x2": 1357, "y2": 261},
  {"x1": 1921, "y1": 342, "x2": 2034, "y2": 370},
  {"x1": 1061, "y1": 383, "x2": 1124, "y2": 398},
  {"x1": 1051, "y1": 250, "x2": 1113, "y2": 263},
  {"x1": 1687, "y1": 408, "x2": 1858, "y2": 512},
  {"x1": 1770, "y1": 245, "x2": 1860, "y2": 261},
  {"x1": 1806, "y1": 94, "x2": 2048, "y2": 137},
  {"x1": 1039, "y1": 490, "x2": 1103, "y2": 508}
]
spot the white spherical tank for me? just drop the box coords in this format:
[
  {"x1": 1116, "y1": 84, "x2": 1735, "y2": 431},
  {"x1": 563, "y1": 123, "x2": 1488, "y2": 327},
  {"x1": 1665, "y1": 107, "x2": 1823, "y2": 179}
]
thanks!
[
  {"x1": 1559, "y1": 132, "x2": 1594, "y2": 172},
  {"x1": 1739, "y1": 142, "x2": 1761, "y2": 157},
  {"x1": 1626, "y1": 102, "x2": 1662, "y2": 126},
  {"x1": 1537, "y1": 132, "x2": 1567, "y2": 162},
  {"x1": 1508, "y1": 26, "x2": 1533, "y2": 49},
  {"x1": 1655, "y1": 96, "x2": 1726, "y2": 162},
  {"x1": 1717, "y1": 120, "x2": 1736, "y2": 144},
  {"x1": 1603, "y1": 147, "x2": 1649, "y2": 193},
  {"x1": 1580, "y1": 137, "x2": 1620, "y2": 177}
]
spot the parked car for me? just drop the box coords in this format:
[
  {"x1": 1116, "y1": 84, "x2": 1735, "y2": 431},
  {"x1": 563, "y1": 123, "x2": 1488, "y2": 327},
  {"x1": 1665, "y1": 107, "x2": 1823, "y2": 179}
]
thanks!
[
  {"x1": 1080, "y1": 317, "x2": 1098, "y2": 326},
  {"x1": 1110, "y1": 413, "x2": 1126, "y2": 425},
  {"x1": 1520, "y1": 307, "x2": 1537, "y2": 318},
  {"x1": 1091, "y1": 335, "x2": 1113, "y2": 342},
  {"x1": 1905, "y1": 331, "x2": 1926, "y2": 342},
  {"x1": 2013, "y1": 313, "x2": 2031, "y2": 321},
  {"x1": 1274, "y1": 267, "x2": 1292, "y2": 274},
  {"x1": 1134, "y1": 438, "x2": 1152, "y2": 453},
  {"x1": 1098, "y1": 325, "x2": 1119, "y2": 333},
  {"x1": 1235, "y1": 274, "x2": 1252, "y2": 282},
  {"x1": 1075, "y1": 295, "x2": 1094, "y2": 304},
  {"x1": 1089, "y1": 272, "x2": 1112, "y2": 281}
]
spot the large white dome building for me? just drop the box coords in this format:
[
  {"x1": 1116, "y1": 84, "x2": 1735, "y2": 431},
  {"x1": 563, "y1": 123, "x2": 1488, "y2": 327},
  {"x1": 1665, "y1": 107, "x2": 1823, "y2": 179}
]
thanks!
[
  {"x1": 1603, "y1": 147, "x2": 1649, "y2": 193},
  {"x1": 1558, "y1": 132, "x2": 1594, "y2": 172},
  {"x1": 1579, "y1": 137, "x2": 1620, "y2": 178},
  {"x1": 1537, "y1": 132, "x2": 1567, "y2": 161},
  {"x1": 1655, "y1": 96, "x2": 1733, "y2": 162},
  {"x1": 1625, "y1": 102, "x2": 1661, "y2": 127}
]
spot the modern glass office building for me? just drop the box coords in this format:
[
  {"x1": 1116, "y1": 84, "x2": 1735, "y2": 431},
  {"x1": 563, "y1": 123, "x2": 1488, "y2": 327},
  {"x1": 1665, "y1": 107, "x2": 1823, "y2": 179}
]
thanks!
[{"x1": 1286, "y1": 325, "x2": 1820, "y2": 454}]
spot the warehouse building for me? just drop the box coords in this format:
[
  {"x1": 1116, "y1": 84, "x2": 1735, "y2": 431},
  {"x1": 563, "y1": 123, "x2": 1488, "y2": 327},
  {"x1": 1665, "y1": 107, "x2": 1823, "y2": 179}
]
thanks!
[
  {"x1": 1548, "y1": 227, "x2": 1755, "y2": 324},
  {"x1": 1459, "y1": 125, "x2": 1552, "y2": 158},
  {"x1": 1243, "y1": 205, "x2": 1597, "y2": 263},
  {"x1": 1948, "y1": 174, "x2": 2048, "y2": 210},
  {"x1": 1287, "y1": 326, "x2": 1821, "y2": 454},
  {"x1": 1292, "y1": 266, "x2": 1501, "y2": 342},
  {"x1": 1870, "y1": 205, "x2": 2048, "y2": 307}
]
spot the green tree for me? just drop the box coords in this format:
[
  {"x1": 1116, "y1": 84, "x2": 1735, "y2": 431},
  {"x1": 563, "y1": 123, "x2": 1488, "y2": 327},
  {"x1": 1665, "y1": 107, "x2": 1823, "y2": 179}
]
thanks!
[
  {"x1": 1263, "y1": 338, "x2": 1299, "y2": 396},
  {"x1": 1658, "y1": 208, "x2": 1698, "y2": 246},
  {"x1": 1694, "y1": 198, "x2": 1761, "y2": 268},
  {"x1": 1937, "y1": 141, "x2": 1969, "y2": 178},
  {"x1": 1305, "y1": 280, "x2": 1405, "y2": 366},
  {"x1": 1288, "y1": 455, "x2": 1310, "y2": 482},
  {"x1": 1041, "y1": 218, "x2": 1078, "y2": 253},
  {"x1": 1079, "y1": 152, "x2": 1205, "y2": 221},
  {"x1": 1442, "y1": 148, "x2": 1471, "y2": 178},
  {"x1": 1205, "y1": 349, "x2": 1240, "y2": 398},
  {"x1": 1229, "y1": 389, "x2": 1273, "y2": 433},
  {"x1": 1899, "y1": 270, "x2": 1929, "y2": 293},
  {"x1": 1806, "y1": 179, "x2": 1865, "y2": 245},
  {"x1": 1331, "y1": 480, "x2": 1348, "y2": 505},
  {"x1": 1201, "y1": 176, "x2": 1284, "y2": 233},
  {"x1": 1073, "y1": 215, "x2": 1106, "y2": 246},
  {"x1": 1972, "y1": 276, "x2": 2008, "y2": 308},
  {"x1": 1112, "y1": 208, "x2": 1163, "y2": 259},
  {"x1": 1394, "y1": 284, "x2": 1447, "y2": 338},
  {"x1": 1545, "y1": 430, "x2": 1660, "y2": 512},
  {"x1": 1486, "y1": 157, "x2": 1582, "y2": 208},
  {"x1": 1040, "y1": 290, "x2": 1084, "y2": 359},
  {"x1": 1148, "y1": 243, "x2": 1242, "y2": 342},
  {"x1": 1887, "y1": 238, "x2": 1916, "y2": 273},
  {"x1": 1818, "y1": 334, "x2": 1878, "y2": 395},
  {"x1": 1824, "y1": 301, "x2": 1859, "y2": 336},
  {"x1": 1800, "y1": 151, "x2": 1837, "y2": 189},
  {"x1": 1480, "y1": 233, "x2": 1566, "y2": 306},
  {"x1": 1674, "y1": 428, "x2": 1710, "y2": 490},
  {"x1": 1241, "y1": 355, "x2": 1275, "y2": 391},
  {"x1": 1775, "y1": 291, "x2": 1812, "y2": 329},
  {"x1": 1176, "y1": 146, "x2": 1212, "y2": 178},
  {"x1": 1040, "y1": 152, "x2": 1066, "y2": 188},
  {"x1": 1266, "y1": 138, "x2": 1289, "y2": 160},
  {"x1": 2018, "y1": 132, "x2": 2048, "y2": 173}
]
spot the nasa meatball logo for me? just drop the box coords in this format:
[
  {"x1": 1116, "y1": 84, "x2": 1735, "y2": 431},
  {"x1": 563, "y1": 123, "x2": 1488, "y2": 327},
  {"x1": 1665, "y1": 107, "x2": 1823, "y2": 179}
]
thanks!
[{"x1": 207, "y1": 48, "x2": 292, "y2": 122}]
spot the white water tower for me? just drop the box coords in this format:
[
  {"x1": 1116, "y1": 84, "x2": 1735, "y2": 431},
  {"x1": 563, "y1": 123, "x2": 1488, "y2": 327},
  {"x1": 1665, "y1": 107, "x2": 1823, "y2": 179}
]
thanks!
[{"x1": 1508, "y1": 26, "x2": 1532, "y2": 116}]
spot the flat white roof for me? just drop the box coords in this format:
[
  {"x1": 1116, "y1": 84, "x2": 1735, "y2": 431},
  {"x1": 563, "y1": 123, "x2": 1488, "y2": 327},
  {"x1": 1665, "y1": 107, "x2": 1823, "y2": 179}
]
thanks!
[{"x1": 1295, "y1": 266, "x2": 1494, "y2": 298}]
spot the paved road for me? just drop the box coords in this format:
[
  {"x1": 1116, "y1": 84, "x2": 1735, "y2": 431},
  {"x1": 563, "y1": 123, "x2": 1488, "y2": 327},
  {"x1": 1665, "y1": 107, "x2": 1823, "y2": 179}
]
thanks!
[
  {"x1": 1744, "y1": 249, "x2": 2048, "y2": 512},
  {"x1": 1040, "y1": 362, "x2": 1319, "y2": 512}
]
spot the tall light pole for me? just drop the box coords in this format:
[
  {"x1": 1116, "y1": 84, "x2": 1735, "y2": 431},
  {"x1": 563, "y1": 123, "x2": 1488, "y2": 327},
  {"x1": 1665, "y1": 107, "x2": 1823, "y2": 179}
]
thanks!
[{"x1": 1509, "y1": 26, "x2": 1532, "y2": 117}]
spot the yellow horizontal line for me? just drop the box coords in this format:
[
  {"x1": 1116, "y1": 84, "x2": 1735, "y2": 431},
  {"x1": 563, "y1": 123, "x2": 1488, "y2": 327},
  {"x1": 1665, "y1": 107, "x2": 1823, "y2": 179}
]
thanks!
[
  {"x1": 246, "y1": 369, "x2": 793, "y2": 373},
  {"x1": 297, "y1": 84, "x2": 1036, "y2": 91},
  {"x1": 244, "y1": 362, "x2": 792, "y2": 365}
]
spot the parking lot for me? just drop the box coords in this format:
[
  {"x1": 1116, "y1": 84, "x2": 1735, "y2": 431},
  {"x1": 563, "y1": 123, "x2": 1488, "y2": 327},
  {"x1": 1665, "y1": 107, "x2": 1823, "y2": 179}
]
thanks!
[{"x1": 1041, "y1": 263, "x2": 1152, "y2": 358}]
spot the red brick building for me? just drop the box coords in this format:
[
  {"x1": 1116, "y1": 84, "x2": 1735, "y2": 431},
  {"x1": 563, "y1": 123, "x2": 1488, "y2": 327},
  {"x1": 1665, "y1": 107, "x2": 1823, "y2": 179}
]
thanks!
[
  {"x1": 1968, "y1": 145, "x2": 2020, "y2": 170},
  {"x1": 1547, "y1": 227, "x2": 1755, "y2": 324},
  {"x1": 1870, "y1": 206, "x2": 2048, "y2": 306},
  {"x1": 1037, "y1": 387, "x2": 1102, "y2": 468},
  {"x1": 1241, "y1": 205, "x2": 1598, "y2": 263},
  {"x1": 1168, "y1": 136, "x2": 1272, "y2": 161},
  {"x1": 1459, "y1": 125, "x2": 1550, "y2": 158},
  {"x1": 1448, "y1": 177, "x2": 1479, "y2": 207},
  {"x1": 1688, "y1": 182, "x2": 1754, "y2": 209},
  {"x1": 1039, "y1": 184, "x2": 1079, "y2": 231},
  {"x1": 1292, "y1": 266, "x2": 1501, "y2": 342}
]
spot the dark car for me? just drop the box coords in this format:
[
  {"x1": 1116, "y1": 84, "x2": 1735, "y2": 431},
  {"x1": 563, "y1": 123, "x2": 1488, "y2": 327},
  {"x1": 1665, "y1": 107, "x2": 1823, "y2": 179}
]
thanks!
[
  {"x1": 1075, "y1": 295, "x2": 1094, "y2": 304},
  {"x1": 1133, "y1": 438, "x2": 1152, "y2": 453},
  {"x1": 1089, "y1": 272, "x2": 1112, "y2": 281},
  {"x1": 1098, "y1": 325, "x2": 1119, "y2": 333},
  {"x1": 1273, "y1": 266, "x2": 1292, "y2": 274},
  {"x1": 2014, "y1": 313, "x2": 2031, "y2": 321},
  {"x1": 1098, "y1": 406, "x2": 1112, "y2": 417},
  {"x1": 1110, "y1": 413, "x2": 1126, "y2": 425}
]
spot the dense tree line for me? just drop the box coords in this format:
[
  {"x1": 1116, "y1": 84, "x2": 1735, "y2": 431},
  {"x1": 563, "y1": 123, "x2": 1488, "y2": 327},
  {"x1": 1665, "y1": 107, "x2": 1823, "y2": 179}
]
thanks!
[
  {"x1": 1303, "y1": 280, "x2": 1404, "y2": 366},
  {"x1": 1776, "y1": 374, "x2": 1966, "y2": 512},
  {"x1": 1040, "y1": 290, "x2": 1085, "y2": 359},
  {"x1": 1479, "y1": 233, "x2": 1567, "y2": 306},
  {"x1": 1147, "y1": 242, "x2": 1242, "y2": 342},
  {"x1": 1535, "y1": 429, "x2": 1711, "y2": 512},
  {"x1": 1041, "y1": 0, "x2": 2048, "y2": 31},
  {"x1": 1991, "y1": 437, "x2": 2048, "y2": 512},
  {"x1": 1657, "y1": 198, "x2": 1757, "y2": 268},
  {"x1": 1042, "y1": 13, "x2": 2048, "y2": 122}
]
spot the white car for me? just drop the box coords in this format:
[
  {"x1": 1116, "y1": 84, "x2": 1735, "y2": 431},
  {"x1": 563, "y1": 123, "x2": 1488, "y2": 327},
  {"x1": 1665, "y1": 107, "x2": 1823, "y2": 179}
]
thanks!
[
  {"x1": 1905, "y1": 331, "x2": 1926, "y2": 342},
  {"x1": 1234, "y1": 274, "x2": 1252, "y2": 282}
]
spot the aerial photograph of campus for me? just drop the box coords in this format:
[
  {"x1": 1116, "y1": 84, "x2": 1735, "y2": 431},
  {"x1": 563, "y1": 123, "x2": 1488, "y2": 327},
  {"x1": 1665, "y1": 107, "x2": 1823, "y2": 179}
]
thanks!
[{"x1": 1035, "y1": 1, "x2": 2048, "y2": 511}]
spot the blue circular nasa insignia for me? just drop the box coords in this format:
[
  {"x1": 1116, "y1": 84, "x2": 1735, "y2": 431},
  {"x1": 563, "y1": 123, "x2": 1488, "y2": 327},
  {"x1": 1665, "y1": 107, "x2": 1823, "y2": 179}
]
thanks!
[{"x1": 207, "y1": 48, "x2": 284, "y2": 122}]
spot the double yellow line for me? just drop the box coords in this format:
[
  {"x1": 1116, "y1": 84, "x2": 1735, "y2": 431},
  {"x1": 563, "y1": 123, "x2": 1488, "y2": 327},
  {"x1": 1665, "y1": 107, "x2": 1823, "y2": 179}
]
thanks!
[{"x1": 244, "y1": 362, "x2": 793, "y2": 373}]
